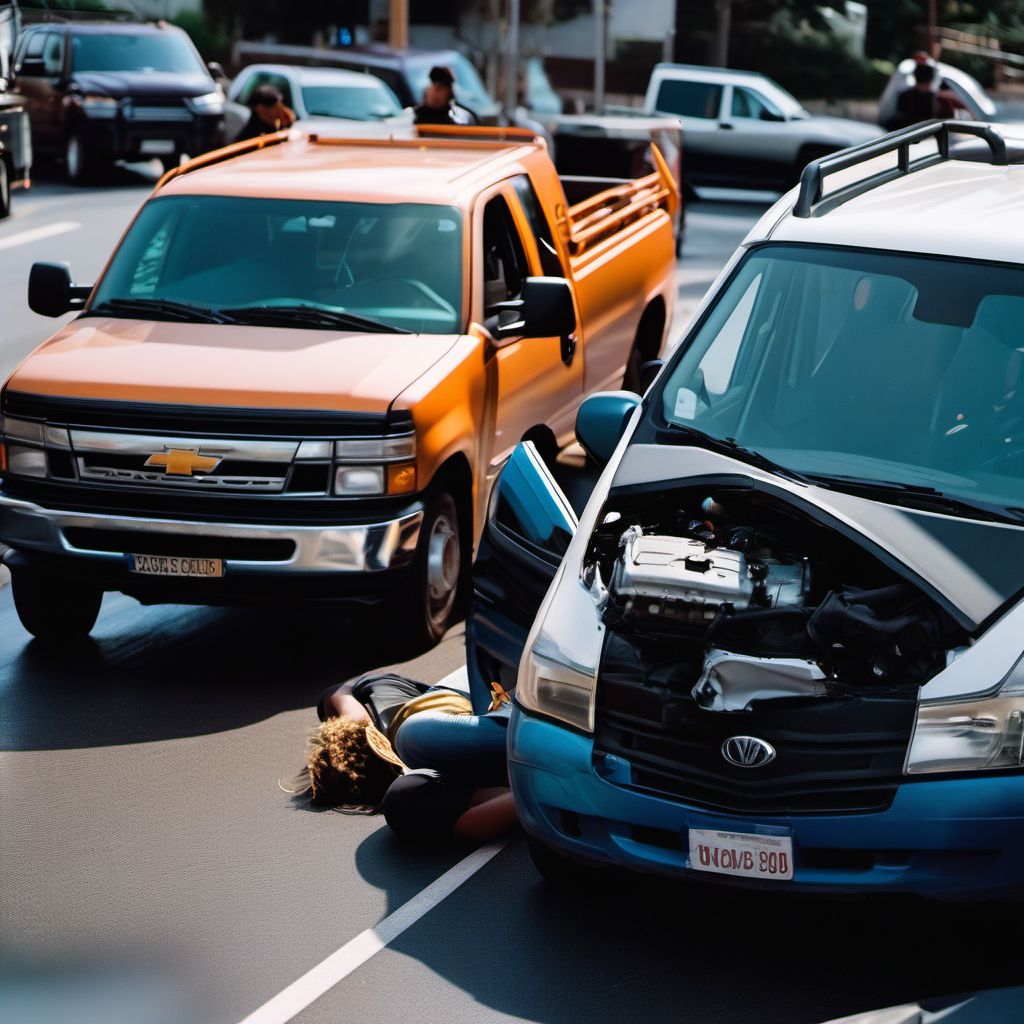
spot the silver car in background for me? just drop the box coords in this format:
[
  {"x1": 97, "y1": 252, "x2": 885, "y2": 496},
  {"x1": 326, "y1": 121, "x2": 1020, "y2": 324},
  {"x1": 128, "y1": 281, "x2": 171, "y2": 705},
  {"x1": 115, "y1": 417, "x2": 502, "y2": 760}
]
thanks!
[{"x1": 643, "y1": 63, "x2": 880, "y2": 191}]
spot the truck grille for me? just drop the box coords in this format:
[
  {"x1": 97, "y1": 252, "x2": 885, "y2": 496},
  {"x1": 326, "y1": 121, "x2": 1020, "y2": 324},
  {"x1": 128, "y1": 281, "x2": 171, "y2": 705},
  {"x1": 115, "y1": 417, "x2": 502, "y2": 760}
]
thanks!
[
  {"x1": 1, "y1": 392, "x2": 409, "y2": 505},
  {"x1": 593, "y1": 636, "x2": 916, "y2": 816},
  {"x1": 125, "y1": 100, "x2": 193, "y2": 122}
]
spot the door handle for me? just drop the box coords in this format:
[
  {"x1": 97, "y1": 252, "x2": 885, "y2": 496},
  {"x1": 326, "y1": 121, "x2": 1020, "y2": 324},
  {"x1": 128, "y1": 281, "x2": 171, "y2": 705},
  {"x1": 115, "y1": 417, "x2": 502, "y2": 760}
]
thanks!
[{"x1": 718, "y1": 123, "x2": 734, "y2": 130}]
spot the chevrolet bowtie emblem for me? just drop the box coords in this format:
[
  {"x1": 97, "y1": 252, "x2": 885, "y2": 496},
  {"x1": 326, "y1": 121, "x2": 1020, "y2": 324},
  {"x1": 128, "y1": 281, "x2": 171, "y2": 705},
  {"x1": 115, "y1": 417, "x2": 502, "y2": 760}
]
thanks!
[{"x1": 144, "y1": 447, "x2": 223, "y2": 476}]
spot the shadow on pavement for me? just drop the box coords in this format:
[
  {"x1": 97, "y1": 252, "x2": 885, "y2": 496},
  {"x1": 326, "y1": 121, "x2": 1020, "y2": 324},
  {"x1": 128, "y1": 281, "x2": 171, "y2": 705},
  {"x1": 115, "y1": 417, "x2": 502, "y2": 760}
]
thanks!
[
  {"x1": 353, "y1": 838, "x2": 1023, "y2": 1024},
  {"x1": 27, "y1": 156, "x2": 163, "y2": 193},
  {"x1": 0, "y1": 587, "x2": 467, "y2": 751}
]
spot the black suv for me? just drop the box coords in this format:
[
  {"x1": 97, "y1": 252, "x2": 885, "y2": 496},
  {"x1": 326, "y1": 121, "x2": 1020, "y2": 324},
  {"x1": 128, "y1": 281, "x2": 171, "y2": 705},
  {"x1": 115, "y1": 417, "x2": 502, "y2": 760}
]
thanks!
[{"x1": 14, "y1": 20, "x2": 226, "y2": 182}]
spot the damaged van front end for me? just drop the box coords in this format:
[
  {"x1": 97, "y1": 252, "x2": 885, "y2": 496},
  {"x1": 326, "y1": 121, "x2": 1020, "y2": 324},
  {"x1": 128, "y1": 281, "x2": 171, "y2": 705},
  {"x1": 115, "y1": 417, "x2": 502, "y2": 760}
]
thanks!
[{"x1": 502, "y1": 230, "x2": 1024, "y2": 897}]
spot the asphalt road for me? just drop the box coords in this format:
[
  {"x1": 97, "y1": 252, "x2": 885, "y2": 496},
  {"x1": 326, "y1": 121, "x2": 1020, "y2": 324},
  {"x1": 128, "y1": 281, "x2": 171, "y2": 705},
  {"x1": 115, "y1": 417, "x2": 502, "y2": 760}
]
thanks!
[{"x1": 3, "y1": 167, "x2": 1021, "y2": 1024}]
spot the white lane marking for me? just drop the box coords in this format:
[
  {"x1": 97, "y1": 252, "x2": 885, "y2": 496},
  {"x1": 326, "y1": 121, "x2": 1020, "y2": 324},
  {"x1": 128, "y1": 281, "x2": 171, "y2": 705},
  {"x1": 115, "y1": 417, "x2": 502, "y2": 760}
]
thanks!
[
  {"x1": 237, "y1": 840, "x2": 507, "y2": 1024},
  {"x1": 0, "y1": 220, "x2": 81, "y2": 251}
]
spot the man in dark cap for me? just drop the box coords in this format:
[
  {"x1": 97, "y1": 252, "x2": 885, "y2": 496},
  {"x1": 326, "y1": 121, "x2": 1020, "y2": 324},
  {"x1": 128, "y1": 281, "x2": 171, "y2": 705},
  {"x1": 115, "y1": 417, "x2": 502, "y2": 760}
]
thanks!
[
  {"x1": 234, "y1": 84, "x2": 296, "y2": 143},
  {"x1": 414, "y1": 65, "x2": 479, "y2": 126}
]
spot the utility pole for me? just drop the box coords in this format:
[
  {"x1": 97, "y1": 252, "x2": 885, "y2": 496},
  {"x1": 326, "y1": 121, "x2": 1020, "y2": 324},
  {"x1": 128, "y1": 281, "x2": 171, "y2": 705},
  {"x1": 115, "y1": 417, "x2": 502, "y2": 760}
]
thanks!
[
  {"x1": 593, "y1": 0, "x2": 607, "y2": 114},
  {"x1": 504, "y1": 0, "x2": 520, "y2": 120},
  {"x1": 927, "y1": 0, "x2": 939, "y2": 58},
  {"x1": 389, "y1": 0, "x2": 408, "y2": 50},
  {"x1": 712, "y1": 0, "x2": 731, "y2": 68}
]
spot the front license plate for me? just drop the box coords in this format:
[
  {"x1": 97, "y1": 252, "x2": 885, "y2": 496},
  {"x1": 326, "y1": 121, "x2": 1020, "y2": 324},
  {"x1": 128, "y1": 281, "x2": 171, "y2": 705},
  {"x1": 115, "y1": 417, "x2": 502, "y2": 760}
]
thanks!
[
  {"x1": 140, "y1": 139, "x2": 176, "y2": 155},
  {"x1": 130, "y1": 554, "x2": 224, "y2": 578},
  {"x1": 688, "y1": 828, "x2": 793, "y2": 881}
]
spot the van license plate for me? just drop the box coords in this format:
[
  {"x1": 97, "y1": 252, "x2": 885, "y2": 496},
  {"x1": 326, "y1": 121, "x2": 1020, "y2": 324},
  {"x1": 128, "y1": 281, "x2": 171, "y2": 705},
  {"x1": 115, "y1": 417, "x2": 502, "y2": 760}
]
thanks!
[
  {"x1": 140, "y1": 139, "x2": 176, "y2": 155},
  {"x1": 688, "y1": 828, "x2": 793, "y2": 881},
  {"x1": 130, "y1": 555, "x2": 224, "y2": 578}
]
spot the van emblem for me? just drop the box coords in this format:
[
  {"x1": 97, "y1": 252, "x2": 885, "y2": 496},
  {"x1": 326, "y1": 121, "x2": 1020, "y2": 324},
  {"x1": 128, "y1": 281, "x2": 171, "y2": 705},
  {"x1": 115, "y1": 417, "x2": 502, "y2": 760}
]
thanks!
[
  {"x1": 722, "y1": 735, "x2": 776, "y2": 768},
  {"x1": 144, "y1": 447, "x2": 223, "y2": 476}
]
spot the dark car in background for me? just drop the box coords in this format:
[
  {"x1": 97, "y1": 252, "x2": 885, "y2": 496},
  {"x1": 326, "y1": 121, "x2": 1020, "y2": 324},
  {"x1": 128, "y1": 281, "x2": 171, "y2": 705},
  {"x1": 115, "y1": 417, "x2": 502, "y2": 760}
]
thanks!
[
  {"x1": 14, "y1": 19, "x2": 226, "y2": 182},
  {"x1": 232, "y1": 40, "x2": 500, "y2": 124}
]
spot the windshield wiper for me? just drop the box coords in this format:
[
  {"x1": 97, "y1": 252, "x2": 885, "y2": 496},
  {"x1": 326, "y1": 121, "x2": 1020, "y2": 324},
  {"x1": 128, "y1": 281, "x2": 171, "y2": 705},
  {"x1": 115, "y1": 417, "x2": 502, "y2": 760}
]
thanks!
[
  {"x1": 87, "y1": 297, "x2": 233, "y2": 325},
  {"x1": 657, "y1": 422, "x2": 812, "y2": 485},
  {"x1": 220, "y1": 304, "x2": 412, "y2": 335},
  {"x1": 805, "y1": 473, "x2": 1024, "y2": 524}
]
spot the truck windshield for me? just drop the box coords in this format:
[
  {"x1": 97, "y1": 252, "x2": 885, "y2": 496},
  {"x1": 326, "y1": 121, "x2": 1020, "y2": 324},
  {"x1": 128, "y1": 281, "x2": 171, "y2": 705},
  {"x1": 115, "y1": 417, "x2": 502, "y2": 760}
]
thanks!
[
  {"x1": 71, "y1": 32, "x2": 202, "y2": 74},
  {"x1": 659, "y1": 244, "x2": 1024, "y2": 513},
  {"x1": 92, "y1": 195, "x2": 464, "y2": 335}
]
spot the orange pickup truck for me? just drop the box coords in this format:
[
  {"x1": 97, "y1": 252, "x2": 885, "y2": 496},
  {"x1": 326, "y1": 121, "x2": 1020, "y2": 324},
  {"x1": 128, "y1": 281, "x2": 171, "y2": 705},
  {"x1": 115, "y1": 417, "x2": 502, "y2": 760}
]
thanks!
[{"x1": 0, "y1": 126, "x2": 677, "y2": 645}]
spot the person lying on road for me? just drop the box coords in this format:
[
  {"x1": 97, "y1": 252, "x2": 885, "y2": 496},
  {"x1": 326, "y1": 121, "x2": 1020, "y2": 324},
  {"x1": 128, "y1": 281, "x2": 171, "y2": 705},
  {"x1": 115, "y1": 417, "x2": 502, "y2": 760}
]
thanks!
[{"x1": 287, "y1": 673, "x2": 517, "y2": 844}]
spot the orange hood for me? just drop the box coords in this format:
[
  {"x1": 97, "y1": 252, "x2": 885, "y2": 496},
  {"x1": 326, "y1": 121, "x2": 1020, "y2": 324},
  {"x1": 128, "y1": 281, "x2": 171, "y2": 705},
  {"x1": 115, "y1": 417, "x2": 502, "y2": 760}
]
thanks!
[{"x1": 5, "y1": 318, "x2": 461, "y2": 412}]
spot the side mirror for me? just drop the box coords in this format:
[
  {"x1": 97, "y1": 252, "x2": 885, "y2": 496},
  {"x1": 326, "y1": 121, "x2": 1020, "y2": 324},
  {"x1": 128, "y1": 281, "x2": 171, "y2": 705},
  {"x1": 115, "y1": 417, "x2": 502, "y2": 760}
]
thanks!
[
  {"x1": 575, "y1": 390, "x2": 641, "y2": 466},
  {"x1": 28, "y1": 262, "x2": 92, "y2": 317},
  {"x1": 490, "y1": 276, "x2": 576, "y2": 341},
  {"x1": 17, "y1": 58, "x2": 46, "y2": 78},
  {"x1": 207, "y1": 61, "x2": 227, "y2": 82}
]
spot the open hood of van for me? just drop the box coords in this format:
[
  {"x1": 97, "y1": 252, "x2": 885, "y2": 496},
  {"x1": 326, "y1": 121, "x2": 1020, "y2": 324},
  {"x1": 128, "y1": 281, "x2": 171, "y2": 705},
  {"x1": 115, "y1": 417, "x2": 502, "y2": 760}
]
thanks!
[{"x1": 612, "y1": 443, "x2": 1024, "y2": 631}]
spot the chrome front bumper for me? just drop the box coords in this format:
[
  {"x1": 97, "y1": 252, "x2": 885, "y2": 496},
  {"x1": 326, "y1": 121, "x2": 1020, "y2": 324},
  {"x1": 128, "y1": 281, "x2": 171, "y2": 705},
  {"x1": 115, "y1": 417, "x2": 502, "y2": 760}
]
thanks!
[{"x1": 0, "y1": 494, "x2": 423, "y2": 574}]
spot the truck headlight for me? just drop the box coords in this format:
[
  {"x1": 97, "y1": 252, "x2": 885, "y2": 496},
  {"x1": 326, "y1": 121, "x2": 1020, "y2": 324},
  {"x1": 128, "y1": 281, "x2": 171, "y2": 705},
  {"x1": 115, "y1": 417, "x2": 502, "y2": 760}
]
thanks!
[
  {"x1": 187, "y1": 91, "x2": 224, "y2": 114},
  {"x1": 907, "y1": 657, "x2": 1024, "y2": 774},
  {"x1": 519, "y1": 628, "x2": 598, "y2": 733},
  {"x1": 0, "y1": 417, "x2": 47, "y2": 477},
  {"x1": 333, "y1": 434, "x2": 416, "y2": 496},
  {"x1": 81, "y1": 95, "x2": 118, "y2": 118}
]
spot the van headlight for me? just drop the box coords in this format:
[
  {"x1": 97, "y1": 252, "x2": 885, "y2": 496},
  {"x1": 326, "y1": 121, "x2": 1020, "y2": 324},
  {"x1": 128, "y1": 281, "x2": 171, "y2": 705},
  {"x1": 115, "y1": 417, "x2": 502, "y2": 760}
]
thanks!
[
  {"x1": 906, "y1": 660, "x2": 1024, "y2": 774},
  {"x1": 80, "y1": 95, "x2": 118, "y2": 117},
  {"x1": 519, "y1": 628, "x2": 598, "y2": 733}
]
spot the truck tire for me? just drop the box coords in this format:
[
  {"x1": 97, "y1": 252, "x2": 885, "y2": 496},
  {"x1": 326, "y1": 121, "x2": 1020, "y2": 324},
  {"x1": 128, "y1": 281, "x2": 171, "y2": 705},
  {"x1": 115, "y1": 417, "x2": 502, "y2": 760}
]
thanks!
[
  {"x1": 12, "y1": 571, "x2": 103, "y2": 642},
  {"x1": 405, "y1": 488, "x2": 462, "y2": 648},
  {"x1": 0, "y1": 158, "x2": 10, "y2": 219},
  {"x1": 65, "y1": 127, "x2": 97, "y2": 185}
]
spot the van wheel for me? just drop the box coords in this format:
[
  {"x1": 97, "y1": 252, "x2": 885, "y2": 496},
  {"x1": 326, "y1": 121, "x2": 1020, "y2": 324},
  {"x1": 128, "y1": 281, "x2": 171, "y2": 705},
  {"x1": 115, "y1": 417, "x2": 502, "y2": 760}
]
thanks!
[
  {"x1": 0, "y1": 159, "x2": 10, "y2": 219},
  {"x1": 12, "y1": 571, "x2": 103, "y2": 642},
  {"x1": 405, "y1": 489, "x2": 462, "y2": 649}
]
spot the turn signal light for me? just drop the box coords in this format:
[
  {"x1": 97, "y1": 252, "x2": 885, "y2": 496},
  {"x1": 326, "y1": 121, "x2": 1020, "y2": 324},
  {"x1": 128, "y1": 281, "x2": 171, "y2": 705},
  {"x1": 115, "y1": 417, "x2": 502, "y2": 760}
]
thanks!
[
  {"x1": 0, "y1": 442, "x2": 6, "y2": 473},
  {"x1": 386, "y1": 463, "x2": 416, "y2": 494}
]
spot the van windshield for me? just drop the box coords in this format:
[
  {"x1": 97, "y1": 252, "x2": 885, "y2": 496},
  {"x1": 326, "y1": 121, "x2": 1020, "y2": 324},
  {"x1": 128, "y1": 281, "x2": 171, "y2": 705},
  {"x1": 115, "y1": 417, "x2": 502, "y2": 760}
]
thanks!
[
  {"x1": 659, "y1": 245, "x2": 1024, "y2": 512},
  {"x1": 92, "y1": 195, "x2": 463, "y2": 335}
]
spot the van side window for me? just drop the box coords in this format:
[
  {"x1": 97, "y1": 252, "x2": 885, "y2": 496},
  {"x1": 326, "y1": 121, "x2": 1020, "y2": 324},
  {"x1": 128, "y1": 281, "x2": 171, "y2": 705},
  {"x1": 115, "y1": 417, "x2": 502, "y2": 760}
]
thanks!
[
  {"x1": 20, "y1": 30, "x2": 46, "y2": 65},
  {"x1": 654, "y1": 79, "x2": 722, "y2": 119},
  {"x1": 481, "y1": 195, "x2": 530, "y2": 327},
  {"x1": 511, "y1": 175, "x2": 565, "y2": 277}
]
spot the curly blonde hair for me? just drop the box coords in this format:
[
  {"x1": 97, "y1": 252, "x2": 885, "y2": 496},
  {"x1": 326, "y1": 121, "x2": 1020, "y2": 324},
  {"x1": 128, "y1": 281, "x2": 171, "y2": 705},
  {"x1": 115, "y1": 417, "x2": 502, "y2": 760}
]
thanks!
[{"x1": 306, "y1": 717, "x2": 402, "y2": 810}]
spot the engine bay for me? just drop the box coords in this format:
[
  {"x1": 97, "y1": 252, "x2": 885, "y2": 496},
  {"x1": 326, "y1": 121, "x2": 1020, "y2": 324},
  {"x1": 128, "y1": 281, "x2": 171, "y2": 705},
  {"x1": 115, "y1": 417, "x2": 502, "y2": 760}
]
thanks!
[{"x1": 586, "y1": 483, "x2": 968, "y2": 710}]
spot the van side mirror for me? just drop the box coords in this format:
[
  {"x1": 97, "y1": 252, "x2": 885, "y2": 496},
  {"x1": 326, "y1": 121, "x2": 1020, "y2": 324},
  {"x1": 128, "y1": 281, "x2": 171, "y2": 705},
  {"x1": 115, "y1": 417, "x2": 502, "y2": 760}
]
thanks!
[
  {"x1": 490, "y1": 277, "x2": 576, "y2": 341},
  {"x1": 28, "y1": 262, "x2": 92, "y2": 317},
  {"x1": 207, "y1": 61, "x2": 227, "y2": 82},
  {"x1": 575, "y1": 390, "x2": 641, "y2": 466}
]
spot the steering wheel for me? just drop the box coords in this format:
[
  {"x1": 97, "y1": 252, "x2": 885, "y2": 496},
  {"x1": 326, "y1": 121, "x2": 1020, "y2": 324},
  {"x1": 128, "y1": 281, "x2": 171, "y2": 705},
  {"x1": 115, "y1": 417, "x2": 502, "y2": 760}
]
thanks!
[{"x1": 394, "y1": 278, "x2": 457, "y2": 319}]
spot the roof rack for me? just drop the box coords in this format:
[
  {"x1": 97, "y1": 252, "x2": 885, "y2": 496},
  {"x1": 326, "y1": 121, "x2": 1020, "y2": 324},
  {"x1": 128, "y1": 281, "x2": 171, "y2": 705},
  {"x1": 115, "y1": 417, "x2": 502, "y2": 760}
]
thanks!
[
  {"x1": 306, "y1": 125, "x2": 543, "y2": 151},
  {"x1": 794, "y1": 120, "x2": 1008, "y2": 219},
  {"x1": 155, "y1": 129, "x2": 293, "y2": 188}
]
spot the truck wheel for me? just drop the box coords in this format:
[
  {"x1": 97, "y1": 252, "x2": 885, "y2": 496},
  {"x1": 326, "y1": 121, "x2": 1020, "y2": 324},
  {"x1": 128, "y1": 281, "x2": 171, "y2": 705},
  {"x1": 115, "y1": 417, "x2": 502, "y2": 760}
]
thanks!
[
  {"x1": 406, "y1": 489, "x2": 462, "y2": 648},
  {"x1": 12, "y1": 571, "x2": 103, "y2": 642},
  {"x1": 65, "y1": 128, "x2": 96, "y2": 185},
  {"x1": 0, "y1": 159, "x2": 10, "y2": 219}
]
